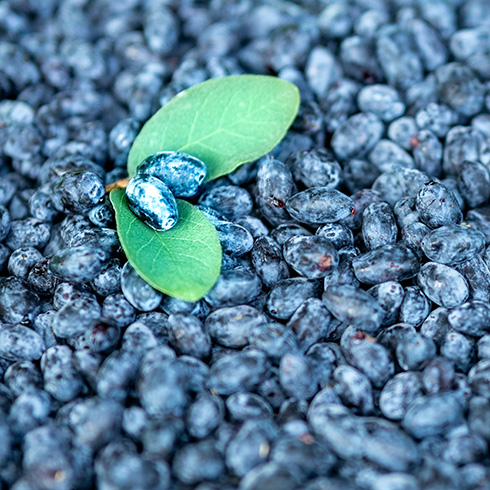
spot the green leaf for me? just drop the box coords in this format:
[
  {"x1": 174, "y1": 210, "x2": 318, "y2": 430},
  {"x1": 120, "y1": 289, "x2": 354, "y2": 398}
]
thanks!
[
  {"x1": 110, "y1": 188, "x2": 221, "y2": 302},
  {"x1": 127, "y1": 75, "x2": 300, "y2": 181}
]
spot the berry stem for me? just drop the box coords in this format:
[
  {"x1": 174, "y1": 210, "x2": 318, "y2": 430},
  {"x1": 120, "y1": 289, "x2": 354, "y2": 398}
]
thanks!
[{"x1": 105, "y1": 178, "x2": 130, "y2": 192}]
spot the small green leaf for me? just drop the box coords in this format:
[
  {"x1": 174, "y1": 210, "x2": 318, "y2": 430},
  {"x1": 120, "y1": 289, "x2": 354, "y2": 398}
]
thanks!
[
  {"x1": 127, "y1": 75, "x2": 300, "y2": 181},
  {"x1": 110, "y1": 188, "x2": 221, "y2": 302}
]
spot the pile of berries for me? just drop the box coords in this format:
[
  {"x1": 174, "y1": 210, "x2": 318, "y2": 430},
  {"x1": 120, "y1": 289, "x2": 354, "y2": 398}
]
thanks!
[{"x1": 125, "y1": 151, "x2": 207, "y2": 230}]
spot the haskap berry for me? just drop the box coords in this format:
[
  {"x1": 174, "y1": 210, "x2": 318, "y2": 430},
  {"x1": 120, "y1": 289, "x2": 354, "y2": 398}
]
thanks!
[{"x1": 2, "y1": 1, "x2": 490, "y2": 489}]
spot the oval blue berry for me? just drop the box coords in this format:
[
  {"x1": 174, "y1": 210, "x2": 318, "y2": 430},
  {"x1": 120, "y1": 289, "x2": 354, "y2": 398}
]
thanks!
[
  {"x1": 137, "y1": 151, "x2": 207, "y2": 198},
  {"x1": 125, "y1": 174, "x2": 178, "y2": 231}
]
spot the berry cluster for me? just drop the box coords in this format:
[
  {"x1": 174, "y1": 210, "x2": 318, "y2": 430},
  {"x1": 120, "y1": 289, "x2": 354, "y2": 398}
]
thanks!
[{"x1": 125, "y1": 151, "x2": 207, "y2": 230}]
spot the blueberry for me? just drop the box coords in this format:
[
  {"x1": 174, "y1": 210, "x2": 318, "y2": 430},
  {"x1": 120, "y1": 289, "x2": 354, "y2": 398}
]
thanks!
[
  {"x1": 396, "y1": 332, "x2": 437, "y2": 371},
  {"x1": 270, "y1": 223, "x2": 312, "y2": 246},
  {"x1": 187, "y1": 393, "x2": 223, "y2": 439},
  {"x1": 362, "y1": 202, "x2": 398, "y2": 250},
  {"x1": 287, "y1": 298, "x2": 335, "y2": 352},
  {"x1": 121, "y1": 261, "x2": 163, "y2": 311},
  {"x1": 8, "y1": 389, "x2": 51, "y2": 441},
  {"x1": 375, "y1": 24, "x2": 423, "y2": 90},
  {"x1": 251, "y1": 235, "x2": 289, "y2": 288},
  {"x1": 340, "y1": 326, "x2": 394, "y2": 388},
  {"x1": 369, "y1": 281, "x2": 404, "y2": 326},
  {"x1": 267, "y1": 278, "x2": 322, "y2": 321},
  {"x1": 125, "y1": 173, "x2": 178, "y2": 231},
  {"x1": 331, "y1": 112, "x2": 384, "y2": 161},
  {"x1": 339, "y1": 35, "x2": 383, "y2": 85},
  {"x1": 205, "y1": 266, "x2": 262, "y2": 308},
  {"x1": 5, "y1": 218, "x2": 51, "y2": 251},
  {"x1": 308, "y1": 402, "x2": 365, "y2": 460},
  {"x1": 226, "y1": 420, "x2": 279, "y2": 478},
  {"x1": 402, "y1": 393, "x2": 464, "y2": 439},
  {"x1": 255, "y1": 157, "x2": 295, "y2": 226},
  {"x1": 287, "y1": 149, "x2": 342, "y2": 189},
  {"x1": 352, "y1": 244, "x2": 420, "y2": 285},
  {"x1": 468, "y1": 360, "x2": 490, "y2": 397},
  {"x1": 91, "y1": 258, "x2": 122, "y2": 297},
  {"x1": 249, "y1": 323, "x2": 299, "y2": 363},
  {"x1": 7, "y1": 247, "x2": 42, "y2": 280},
  {"x1": 136, "y1": 151, "x2": 207, "y2": 199},
  {"x1": 137, "y1": 357, "x2": 188, "y2": 417},
  {"x1": 435, "y1": 62, "x2": 484, "y2": 116},
  {"x1": 86, "y1": 321, "x2": 121, "y2": 354},
  {"x1": 358, "y1": 85, "x2": 405, "y2": 122},
  {"x1": 369, "y1": 139, "x2": 415, "y2": 173},
  {"x1": 97, "y1": 349, "x2": 140, "y2": 403},
  {"x1": 235, "y1": 215, "x2": 269, "y2": 239},
  {"x1": 412, "y1": 129, "x2": 443, "y2": 177},
  {"x1": 101, "y1": 293, "x2": 136, "y2": 328},
  {"x1": 441, "y1": 330, "x2": 474, "y2": 372},
  {"x1": 121, "y1": 321, "x2": 159, "y2": 355},
  {"x1": 41, "y1": 345, "x2": 83, "y2": 402},
  {"x1": 332, "y1": 365, "x2": 374, "y2": 415},
  {"x1": 284, "y1": 236, "x2": 339, "y2": 279},
  {"x1": 207, "y1": 349, "x2": 270, "y2": 395},
  {"x1": 457, "y1": 160, "x2": 490, "y2": 208},
  {"x1": 323, "y1": 284, "x2": 384, "y2": 331},
  {"x1": 95, "y1": 439, "x2": 160, "y2": 489},
  {"x1": 286, "y1": 187, "x2": 355, "y2": 225},
  {"x1": 418, "y1": 262, "x2": 469, "y2": 308},
  {"x1": 448, "y1": 300, "x2": 490, "y2": 337},
  {"x1": 226, "y1": 392, "x2": 273, "y2": 422},
  {"x1": 372, "y1": 165, "x2": 430, "y2": 207},
  {"x1": 168, "y1": 313, "x2": 211, "y2": 359},
  {"x1": 379, "y1": 372, "x2": 423, "y2": 421},
  {"x1": 205, "y1": 305, "x2": 267, "y2": 349},
  {"x1": 398, "y1": 286, "x2": 431, "y2": 327},
  {"x1": 52, "y1": 294, "x2": 101, "y2": 339},
  {"x1": 0, "y1": 277, "x2": 40, "y2": 325},
  {"x1": 443, "y1": 126, "x2": 488, "y2": 176},
  {"x1": 50, "y1": 245, "x2": 108, "y2": 283},
  {"x1": 141, "y1": 416, "x2": 185, "y2": 460},
  {"x1": 3, "y1": 360, "x2": 41, "y2": 398},
  {"x1": 215, "y1": 220, "x2": 254, "y2": 257},
  {"x1": 199, "y1": 184, "x2": 253, "y2": 220}
]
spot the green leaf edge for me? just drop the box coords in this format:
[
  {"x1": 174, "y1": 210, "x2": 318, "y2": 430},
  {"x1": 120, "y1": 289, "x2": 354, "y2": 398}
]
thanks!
[
  {"x1": 110, "y1": 188, "x2": 222, "y2": 302},
  {"x1": 127, "y1": 74, "x2": 301, "y2": 181}
]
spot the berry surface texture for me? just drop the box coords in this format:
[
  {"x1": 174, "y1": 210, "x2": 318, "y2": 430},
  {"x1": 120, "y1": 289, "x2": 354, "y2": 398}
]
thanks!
[{"x1": 2, "y1": 1, "x2": 490, "y2": 490}]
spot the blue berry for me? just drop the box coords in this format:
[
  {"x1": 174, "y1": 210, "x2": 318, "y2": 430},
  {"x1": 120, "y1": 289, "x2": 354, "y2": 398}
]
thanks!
[
  {"x1": 267, "y1": 278, "x2": 322, "y2": 321},
  {"x1": 418, "y1": 262, "x2": 469, "y2": 308},
  {"x1": 125, "y1": 173, "x2": 178, "y2": 231},
  {"x1": 352, "y1": 244, "x2": 420, "y2": 285},
  {"x1": 199, "y1": 184, "x2": 253, "y2": 220},
  {"x1": 168, "y1": 313, "x2": 211, "y2": 359},
  {"x1": 284, "y1": 236, "x2": 339, "y2": 279},
  {"x1": 286, "y1": 187, "x2": 355, "y2": 225},
  {"x1": 379, "y1": 372, "x2": 422, "y2": 420},
  {"x1": 402, "y1": 393, "x2": 464, "y2": 439},
  {"x1": 50, "y1": 245, "x2": 108, "y2": 283},
  {"x1": 323, "y1": 284, "x2": 384, "y2": 331},
  {"x1": 421, "y1": 224, "x2": 485, "y2": 264},
  {"x1": 121, "y1": 261, "x2": 163, "y2": 311},
  {"x1": 287, "y1": 149, "x2": 342, "y2": 189},
  {"x1": 205, "y1": 305, "x2": 267, "y2": 349},
  {"x1": 136, "y1": 151, "x2": 207, "y2": 198}
]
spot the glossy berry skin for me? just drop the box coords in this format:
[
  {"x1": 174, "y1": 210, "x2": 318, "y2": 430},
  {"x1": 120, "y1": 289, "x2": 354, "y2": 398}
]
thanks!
[
  {"x1": 126, "y1": 173, "x2": 178, "y2": 231},
  {"x1": 136, "y1": 151, "x2": 207, "y2": 198}
]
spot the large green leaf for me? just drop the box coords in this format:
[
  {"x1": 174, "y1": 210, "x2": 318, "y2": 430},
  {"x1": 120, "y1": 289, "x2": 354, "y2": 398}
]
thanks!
[
  {"x1": 110, "y1": 188, "x2": 221, "y2": 302},
  {"x1": 127, "y1": 75, "x2": 300, "y2": 181}
]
